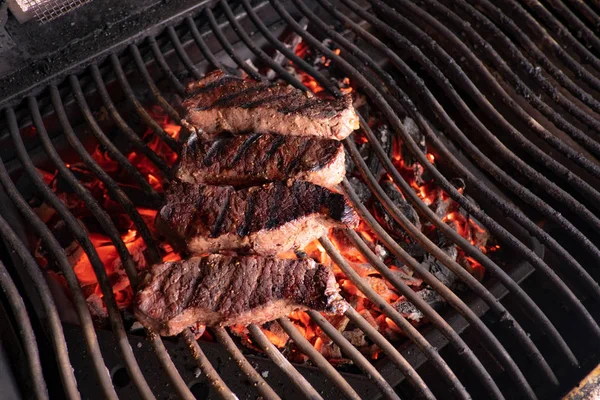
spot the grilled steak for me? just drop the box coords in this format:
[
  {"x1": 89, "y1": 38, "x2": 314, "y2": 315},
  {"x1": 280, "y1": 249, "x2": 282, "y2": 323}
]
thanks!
[
  {"x1": 156, "y1": 180, "x2": 359, "y2": 255},
  {"x1": 174, "y1": 132, "x2": 345, "y2": 188},
  {"x1": 181, "y1": 70, "x2": 359, "y2": 140},
  {"x1": 134, "y1": 254, "x2": 347, "y2": 336}
]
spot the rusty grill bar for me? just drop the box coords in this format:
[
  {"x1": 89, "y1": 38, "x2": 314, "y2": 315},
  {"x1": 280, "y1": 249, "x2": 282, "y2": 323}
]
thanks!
[{"x1": 0, "y1": 0, "x2": 599, "y2": 398}]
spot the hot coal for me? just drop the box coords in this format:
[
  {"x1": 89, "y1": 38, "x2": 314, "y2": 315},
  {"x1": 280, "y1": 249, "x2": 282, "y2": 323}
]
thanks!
[{"x1": 401, "y1": 117, "x2": 427, "y2": 168}]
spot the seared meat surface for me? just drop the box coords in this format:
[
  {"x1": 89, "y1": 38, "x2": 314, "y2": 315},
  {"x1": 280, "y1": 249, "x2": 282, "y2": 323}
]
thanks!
[
  {"x1": 134, "y1": 254, "x2": 347, "y2": 336},
  {"x1": 175, "y1": 132, "x2": 345, "y2": 188},
  {"x1": 181, "y1": 70, "x2": 359, "y2": 140},
  {"x1": 156, "y1": 180, "x2": 359, "y2": 255}
]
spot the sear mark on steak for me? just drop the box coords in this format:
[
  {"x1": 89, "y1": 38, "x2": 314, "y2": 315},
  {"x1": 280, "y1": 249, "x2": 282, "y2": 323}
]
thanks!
[
  {"x1": 156, "y1": 180, "x2": 359, "y2": 255},
  {"x1": 174, "y1": 132, "x2": 346, "y2": 188},
  {"x1": 181, "y1": 70, "x2": 359, "y2": 140},
  {"x1": 134, "y1": 254, "x2": 348, "y2": 336}
]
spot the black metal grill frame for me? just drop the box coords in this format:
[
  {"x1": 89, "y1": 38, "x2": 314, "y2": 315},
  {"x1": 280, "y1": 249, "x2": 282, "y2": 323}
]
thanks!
[{"x1": 0, "y1": 0, "x2": 599, "y2": 398}]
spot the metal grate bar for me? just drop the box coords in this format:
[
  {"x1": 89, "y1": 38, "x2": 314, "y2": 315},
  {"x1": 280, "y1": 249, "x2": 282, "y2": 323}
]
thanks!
[
  {"x1": 212, "y1": 327, "x2": 281, "y2": 400},
  {"x1": 129, "y1": 45, "x2": 181, "y2": 122},
  {"x1": 148, "y1": 36, "x2": 187, "y2": 95},
  {"x1": 0, "y1": 260, "x2": 48, "y2": 400},
  {"x1": 167, "y1": 26, "x2": 204, "y2": 80},
  {"x1": 206, "y1": 7, "x2": 266, "y2": 81},
  {"x1": 20, "y1": 97, "x2": 158, "y2": 399},
  {"x1": 248, "y1": 324, "x2": 324, "y2": 399},
  {"x1": 109, "y1": 54, "x2": 181, "y2": 153},
  {"x1": 0, "y1": 137, "x2": 80, "y2": 399},
  {"x1": 336, "y1": 0, "x2": 600, "y2": 340},
  {"x1": 343, "y1": 134, "x2": 558, "y2": 383},
  {"x1": 239, "y1": 0, "x2": 342, "y2": 96},
  {"x1": 89, "y1": 65, "x2": 170, "y2": 175},
  {"x1": 295, "y1": 3, "x2": 555, "y2": 389},
  {"x1": 68, "y1": 75, "x2": 163, "y2": 207},
  {"x1": 219, "y1": 0, "x2": 309, "y2": 91},
  {"x1": 307, "y1": 309, "x2": 400, "y2": 400},
  {"x1": 186, "y1": 16, "x2": 227, "y2": 72},
  {"x1": 277, "y1": 317, "x2": 363, "y2": 400},
  {"x1": 0, "y1": 148, "x2": 118, "y2": 400},
  {"x1": 517, "y1": 0, "x2": 600, "y2": 73},
  {"x1": 432, "y1": 0, "x2": 600, "y2": 163},
  {"x1": 268, "y1": 2, "x2": 538, "y2": 397}
]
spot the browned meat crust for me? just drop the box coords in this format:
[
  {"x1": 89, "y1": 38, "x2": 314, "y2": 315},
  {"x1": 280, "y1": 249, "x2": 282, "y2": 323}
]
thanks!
[
  {"x1": 181, "y1": 70, "x2": 359, "y2": 140},
  {"x1": 156, "y1": 180, "x2": 359, "y2": 255},
  {"x1": 174, "y1": 132, "x2": 345, "y2": 188},
  {"x1": 134, "y1": 254, "x2": 347, "y2": 336}
]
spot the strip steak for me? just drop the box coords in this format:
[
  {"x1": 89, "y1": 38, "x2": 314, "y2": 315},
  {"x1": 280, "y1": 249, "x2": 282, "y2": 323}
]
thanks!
[
  {"x1": 181, "y1": 70, "x2": 359, "y2": 140},
  {"x1": 134, "y1": 254, "x2": 347, "y2": 336},
  {"x1": 174, "y1": 132, "x2": 345, "y2": 188},
  {"x1": 156, "y1": 180, "x2": 359, "y2": 255}
]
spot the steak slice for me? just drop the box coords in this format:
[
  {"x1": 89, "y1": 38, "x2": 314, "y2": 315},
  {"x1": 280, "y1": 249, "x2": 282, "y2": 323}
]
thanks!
[
  {"x1": 181, "y1": 70, "x2": 359, "y2": 140},
  {"x1": 174, "y1": 132, "x2": 345, "y2": 188},
  {"x1": 134, "y1": 254, "x2": 347, "y2": 336},
  {"x1": 156, "y1": 180, "x2": 359, "y2": 255}
]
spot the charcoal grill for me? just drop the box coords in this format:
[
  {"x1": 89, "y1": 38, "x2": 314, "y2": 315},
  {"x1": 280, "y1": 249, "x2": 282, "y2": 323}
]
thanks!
[{"x1": 0, "y1": 0, "x2": 599, "y2": 399}]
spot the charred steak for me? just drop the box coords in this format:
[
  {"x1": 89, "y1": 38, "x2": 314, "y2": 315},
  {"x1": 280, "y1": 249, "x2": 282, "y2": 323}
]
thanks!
[
  {"x1": 174, "y1": 132, "x2": 345, "y2": 188},
  {"x1": 181, "y1": 70, "x2": 359, "y2": 140},
  {"x1": 134, "y1": 254, "x2": 347, "y2": 336},
  {"x1": 156, "y1": 180, "x2": 359, "y2": 255}
]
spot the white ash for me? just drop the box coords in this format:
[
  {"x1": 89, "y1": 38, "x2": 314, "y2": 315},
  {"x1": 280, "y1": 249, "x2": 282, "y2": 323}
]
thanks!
[{"x1": 261, "y1": 370, "x2": 269, "y2": 378}]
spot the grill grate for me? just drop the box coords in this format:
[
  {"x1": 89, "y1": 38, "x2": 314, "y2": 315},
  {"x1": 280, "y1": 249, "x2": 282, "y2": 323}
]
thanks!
[{"x1": 0, "y1": 0, "x2": 599, "y2": 399}]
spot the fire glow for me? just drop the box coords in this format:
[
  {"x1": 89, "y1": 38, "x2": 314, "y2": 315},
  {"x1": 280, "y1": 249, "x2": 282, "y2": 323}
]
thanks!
[{"x1": 34, "y1": 42, "x2": 497, "y2": 364}]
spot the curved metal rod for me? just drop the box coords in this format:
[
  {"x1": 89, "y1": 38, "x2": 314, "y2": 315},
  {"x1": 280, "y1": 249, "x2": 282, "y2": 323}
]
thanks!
[
  {"x1": 148, "y1": 36, "x2": 187, "y2": 95},
  {"x1": 212, "y1": 327, "x2": 281, "y2": 400},
  {"x1": 69, "y1": 75, "x2": 162, "y2": 207},
  {"x1": 8, "y1": 104, "x2": 156, "y2": 399},
  {"x1": 269, "y1": 2, "x2": 536, "y2": 397},
  {"x1": 186, "y1": 16, "x2": 226, "y2": 71},
  {"x1": 109, "y1": 54, "x2": 181, "y2": 153},
  {"x1": 336, "y1": 0, "x2": 600, "y2": 327},
  {"x1": 239, "y1": 0, "x2": 342, "y2": 96},
  {"x1": 166, "y1": 26, "x2": 203, "y2": 80},
  {"x1": 536, "y1": 0, "x2": 600, "y2": 55},
  {"x1": 47, "y1": 86, "x2": 229, "y2": 400},
  {"x1": 0, "y1": 186, "x2": 80, "y2": 400},
  {"x1": 0, "y1": 155, "x2": 118, "y2": 400},
  {"x1": 306, "y1": 309, "x2": 401, "y2": 400},
  {"x1": 0, "y1": 261, "x2": 49, "y2": 400},
  {"x1": 320, "y1": 239, "x2": 451, "y2": 400},
  {"x1": 376, "y1": 0, "x2": 600, "y2": 230},
  {"x1": 247, "y1": 324, "x2": 324, "y2": 400},
  {"x1": 302, "y1": 0, "x2": 561, "y2": 380},
  {"x1": 129, "y1": 44, "x2": 181, "y2": 122},
  {"x1": 52, "y1": 85, "x2": 162, "y2": 265},
  {"x1": 342, "y1": 307, "x2": 435, "y2": 400},
  {"x1": 219, "y1": 0, "x2": 308, "y2": 91},
  {"x1": 276, "y1": 318, "x2": 362, "y2": 400},
  {"x1": 28, "y1": 96, "x2": 195, "y2": 399},
  {"x1": 487, "y1": 0, "x2": 600, "y2": 97},
  {"x1": 429, "y1": 0, "x2": 600, "y2": 165},
  {"x1": 182, "y1": 330, "x2": 236, "y2": 400},
  {"x1": 464, "y1": 0, "x2": 600, "y2": 133},
  {"x1": 563, "y1": 0, "x2": 600, "y2": 27},
  {"x1": 205, "y1": 7, "x2": 265, "y2": 81},
  {"x1": 90, "y1": 64, "x2": 170, "y2": 174},
  {"x1": 345, "y1": 134, "x2": 561, "y2": 380},
  {"x1": 515, "y1": 0, "x2": 600, "y2": 73}
]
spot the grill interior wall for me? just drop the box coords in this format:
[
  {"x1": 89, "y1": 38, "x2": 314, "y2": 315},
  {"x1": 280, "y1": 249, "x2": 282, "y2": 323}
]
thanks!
[{"x1": 0, "y1": 0, "x2": 598, "y2": 399}]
